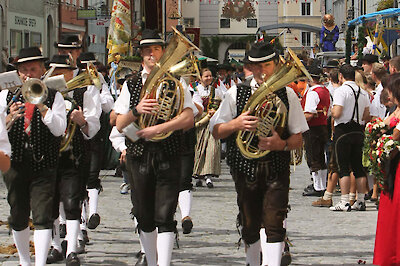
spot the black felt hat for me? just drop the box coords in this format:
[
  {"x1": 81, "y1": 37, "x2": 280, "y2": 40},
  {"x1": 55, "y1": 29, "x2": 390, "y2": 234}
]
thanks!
[
  {"x1": 49, "y1": 54, "x2": 76, "y2": 69},
  {"x1": 324, "y1": 60, "x2": 339, "y2": 68},
  {"x1": 139, "y1": 29, "x2": 165, "y2": 47},
  {"x1": 361, "y1": 54, "x2": 379, "y2": 64},
  {"x1": 307, "y1": 65, "x2": 324, "y2": 78},
  {"x1": 247, "y1": 42, "x2": 277, "y2": 63},
  {"x1": 55, "y1": 34, "x2": 82, "y2": 49},
  {"x1": 15, "y1": 47, "x2": 48, "y2": 65},
  {"x1": 217, "y1": 61, "x2": 233, "y2": 71}
]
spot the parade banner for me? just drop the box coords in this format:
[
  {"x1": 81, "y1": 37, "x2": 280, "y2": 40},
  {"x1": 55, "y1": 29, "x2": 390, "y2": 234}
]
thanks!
[{"x1": 107, "y1": 0, "x2": 131, "y2": 64}]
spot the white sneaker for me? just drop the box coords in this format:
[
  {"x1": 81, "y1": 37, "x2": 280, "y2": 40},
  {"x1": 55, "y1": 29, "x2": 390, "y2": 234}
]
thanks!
[
  {"x1": 120, "y1": 183, "x2": 130, "y2": 194},
  {"x1": 329, "y1": 201, "x2": 351, "y2": 212},
  {"x1": 351, "y1": 201, "x2": 366, "y2": 211}
]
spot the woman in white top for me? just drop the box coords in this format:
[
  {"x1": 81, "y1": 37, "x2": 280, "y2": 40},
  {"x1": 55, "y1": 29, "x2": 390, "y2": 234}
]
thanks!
[{"x1": 193, "y1": 68, "x2": 224, "y2": 188}]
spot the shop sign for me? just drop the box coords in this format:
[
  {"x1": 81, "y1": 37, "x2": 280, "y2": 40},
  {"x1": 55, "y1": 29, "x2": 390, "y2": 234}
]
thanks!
[{"x1": 9, "y1": 12, "x2": 43, "y2": 32}]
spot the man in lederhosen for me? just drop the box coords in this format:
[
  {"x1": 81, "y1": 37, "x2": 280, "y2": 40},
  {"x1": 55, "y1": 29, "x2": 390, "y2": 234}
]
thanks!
[
  {"x1": 115, "y1": 29, "x2": 197, "y2": 266},
  {"x1": 54, "y1": 34, "x2": 83, "y2": 239},
  {"x1": 210, "y1": 42, "x2": 309, "y2": 266},
  {"x1": 1, "y1": 47, "x2": 67, "y2": 266},
  {"x1": 301, "y1": 65, "x2": 331, "y2": 197},
  {"x1": 45, "y1": 54, "x2": 101, "y2": 266},
  {"x1": 76, "y1": 52, "x2": 114, "y2": 240}
]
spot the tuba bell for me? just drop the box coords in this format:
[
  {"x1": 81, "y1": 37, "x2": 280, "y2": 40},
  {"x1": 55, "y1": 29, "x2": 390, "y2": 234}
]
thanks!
[
  {"x1": 137, "y1": 26, "x2": 201, "y2": 141},
  {"x1": 236, "y1": 48, "x2": 312, "y2": 159}
]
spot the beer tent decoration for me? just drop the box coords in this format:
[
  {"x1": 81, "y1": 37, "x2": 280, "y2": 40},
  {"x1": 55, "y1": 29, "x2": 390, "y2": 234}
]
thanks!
[{"x1": 107, "y1": 0, "x2": 131, "y2": 64}]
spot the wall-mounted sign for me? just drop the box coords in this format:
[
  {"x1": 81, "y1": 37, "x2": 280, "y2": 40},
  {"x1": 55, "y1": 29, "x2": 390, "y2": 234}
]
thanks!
[
  {"x1": 185, "y1": 27, "x2": 200, "y2": 47},
  {"x1": 8, "y1": 12, "x2": 43, "y2": 32},
  {"x1": 77, "y1": 9, "x2": 97, "y2": 20}
]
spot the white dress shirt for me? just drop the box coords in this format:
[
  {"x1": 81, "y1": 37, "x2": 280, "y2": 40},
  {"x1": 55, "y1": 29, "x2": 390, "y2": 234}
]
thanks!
[
  {"x1": 113, "y1": 68, "x2": 198, "y2": 117},
  {"x1": 194, "y1": 83, "x2": 225, "y2": 112},
  {"x1": 370, "y1": 83, "x2": 386, "y2": 119},
  {"x1": 0, "y1": 112, "x2": 11, "y2": 156},
  {"x1": 100, "y1": 83, "x2": 114, "y2": 113},
  {"x1": 109, "y1": 126, "x2": 126, "y2": 152},
  {"x1": 332, "y1": 81, "x2": 370, "y2": 126},
  {"x1": 66, "y1": 85, "x2": 102, "y2": 139},
  {"x1": 0, "y1": 90, "x2": 67, "y2": 137},
  {"x1": 209, "y1": 78, "x2": 309, "y2": 135}
]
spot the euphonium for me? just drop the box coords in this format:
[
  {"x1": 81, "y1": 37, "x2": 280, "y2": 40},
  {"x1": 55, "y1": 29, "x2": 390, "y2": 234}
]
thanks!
[
  {"x1": 236, "y1": 48, "x2": 312, "y2": 159},
  {"x1": 195, "y1": 78, "x2": 222, "y2": 128},
  {"x1": 138, "y1": 26, "x2": 200, "y2": 141}
]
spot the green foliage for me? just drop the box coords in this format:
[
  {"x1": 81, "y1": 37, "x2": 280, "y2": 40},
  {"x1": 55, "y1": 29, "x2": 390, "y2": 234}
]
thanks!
[
  {"x1": 357, "y1": 25, "x2": 367, "y2": 60},
  {"x1": 377, "y1": 0, "x2": 394, "y2": 11},
  {"x1": 120, "y1": 55, "x2": 142, "y2": 62}
]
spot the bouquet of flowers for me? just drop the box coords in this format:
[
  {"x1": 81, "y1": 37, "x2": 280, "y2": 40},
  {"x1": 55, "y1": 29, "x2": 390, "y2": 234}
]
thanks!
[
  {"x1": 363, "y1": 118, "x2": 388, "y2": 169},
  {"x1": 373, "y1": 134, "x2": 400, "y2": 188}
]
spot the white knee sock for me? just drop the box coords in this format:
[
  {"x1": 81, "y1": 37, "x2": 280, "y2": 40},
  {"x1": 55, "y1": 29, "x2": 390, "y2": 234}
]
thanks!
[
  {"x1": 139, "y1": 230, "x2": 157, "y2": 266},
  {"x1": 51, "y1": 218, "x2": 62, "y2": 252},
  {"x1": 59, "y1": 202, "x2": 66, "y2": 225},
  {"x1": 88, "y1": 188, "x2": 99, "y2": 216},
  {"x1": 245, "y1": 239, "x2": 261, "y2": 266},
  {"x1": 12, "y1": 228, "x2": 31, "y2": 266},
  {"x1": 178, "y1": 190, "x2": 192, "y2": 219},
  {"x1": 66, "y1": 220, "x2": 80, "y2": 256},
  {"x1": 80, "y1": 200, "x2": 87, "y2": 231},
  {"x1": 34, "y1": 229, "x2": 52, "y2": 266},
  {"x1": 265, "y1": 242, "x2": 284, "y2": 266},
  {"x1": 260, "y1": 229, "x2": 268, "y2": 266},
  {"x1": 320, "y1": 169, "x2": 328, "y2": 190},
  {"x1": 157, "y1": 232, "x2": 175, "y2": 266},
  {"x1": 139, "y1": 235, "x2": 146, "y2": 253},
  {"x1": 312, "y1": 171, "x2": 323, "y2": 191}
]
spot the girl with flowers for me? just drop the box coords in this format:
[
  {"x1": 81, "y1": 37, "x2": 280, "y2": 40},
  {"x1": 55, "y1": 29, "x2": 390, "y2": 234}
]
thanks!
[{"x1": 374, "y1": 73, "x2": 400, "y2": 265}]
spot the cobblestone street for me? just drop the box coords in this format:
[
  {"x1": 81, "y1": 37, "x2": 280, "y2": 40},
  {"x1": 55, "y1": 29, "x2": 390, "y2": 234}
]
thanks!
[{"x1": 0, "y1": 160, "x2": 377, "y2": 265}]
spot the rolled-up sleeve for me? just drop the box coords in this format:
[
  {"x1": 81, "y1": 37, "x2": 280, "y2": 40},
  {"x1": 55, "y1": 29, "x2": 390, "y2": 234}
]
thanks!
[
  {"x1": 109, "y1": 126, "x2": 126, "y2": 152},
  {"x1": 100, "y1": 83, "x2": 114, "y2": 113},
  {"x1": 303, "y1": 91, "x2": 319, "y2": 114},
  {"x1": 182, "y1": 86, "x2": 198, "y2": 117},
  {"x1": 113, "y1": 81, "x2": 131, "y2": 114},
  {"x1": 287, "y1": 88, "x2": 309, "y2": 134},
  {"x1": 0, "y1": 113, "x2": 11, "y2": 156},
  {"x1": 42, "y1": 92, "x2": 67, "y2": 137},
  {"x1": 82, "y1": 86, "x2": 102, "y2": 139}
]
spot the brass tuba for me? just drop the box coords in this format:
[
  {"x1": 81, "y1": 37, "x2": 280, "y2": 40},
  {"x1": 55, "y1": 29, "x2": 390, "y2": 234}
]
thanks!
[
  {"x1": 236, "y1": 48, "x2": 312, "y2": 159},
  {"x1": 195, "y1": 78, "x2": 222, "y2": 128},
  {"x1": 137, "y1": 26, "x2": 200, "y2": 141}
]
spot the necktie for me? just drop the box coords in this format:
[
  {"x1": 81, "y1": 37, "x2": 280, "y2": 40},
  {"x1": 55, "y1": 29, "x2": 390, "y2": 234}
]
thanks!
[{"x1": 24, "y1": 102, "x2": 35, "y2": 136}]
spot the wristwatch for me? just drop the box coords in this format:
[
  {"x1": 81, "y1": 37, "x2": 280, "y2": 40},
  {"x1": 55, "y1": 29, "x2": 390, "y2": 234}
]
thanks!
[
  {"x1": 131, "y1": 106, "x2": 140, "y2": 117},
  {"x1": 283, "y1": 140, "x2": 289, "y2": 151}
]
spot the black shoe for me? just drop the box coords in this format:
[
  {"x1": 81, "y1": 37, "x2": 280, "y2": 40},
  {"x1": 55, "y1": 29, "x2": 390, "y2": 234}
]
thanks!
[
  {"x1": 46, "y1": 247, "x2": 64, "y2": 264},
  {"x1": 87, "y1": 213, "x2": 100, "y2": 229},
  {"x1": 302, "y1": 187, "x2": 324, "y2": 197},
  {"x1": 66, "y1": 252, "x2": 80, "y2": 266},
  {"x1": 61, "y1": 240, "x2": 67, "y2": 258},
  {"x1": 114, "y1": 167, "x2": 122, "y2": 177},
  {"x1": 281, "y1": 239, "x2": 292, "y2": 266},
  {"x1": 60, "y1": 224, "x2": 66, "y2": 238},
  {"x1": 135, "y1": 252, "x2": 147, "y2": 266},
  {"x1": 303, "y1": 184, "x2": 314, "y2": 192},
  {"x1": 206, "y1": 181, "x2": 214, "y2": 188},
  {"x1": 182, "y1": 216, "x2": 193, "y2": 234},
  {"x1": 77, "y1": 240, "x2": 85, "y2": 254},
  {"x1": 364, "y1": 189, "x2": 373, "y2": 200},
  {"x1": 82, "y1": 229, "x2": 89, "y2": 244},
  {"x1": 195, "y1": 179, "x2": 203, "y2": 187}
]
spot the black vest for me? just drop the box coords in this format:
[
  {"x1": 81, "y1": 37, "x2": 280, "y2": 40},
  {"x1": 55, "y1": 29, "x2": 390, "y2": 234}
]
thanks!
[
  {"x1": 70, "y1": 87, "x2": 90, "y2": 164},
  {"x1": 7, "y1": 88, "x2": 61, "y2": 172},
  {"x1": 226, "y1": 82, "x2": 290, "y2": 178},
  {"x1": 125, "y1": 72, "x2": 182, "y2": 157}
]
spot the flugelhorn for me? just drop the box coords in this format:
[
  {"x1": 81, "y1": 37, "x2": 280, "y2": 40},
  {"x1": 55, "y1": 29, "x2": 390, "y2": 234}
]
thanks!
[
  {"x1": 62, "y1": 62, "x2": 101, "y2": 95},
  {"x1": 137, "y1": 26, "x2": 201, "y2": 141},
  {"x1": 236, "y1": 48, "x2": 312, "y2": 159}
]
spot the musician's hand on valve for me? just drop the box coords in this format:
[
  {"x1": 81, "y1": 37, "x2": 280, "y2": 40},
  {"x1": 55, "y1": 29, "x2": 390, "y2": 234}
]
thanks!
[
  {"x1": 258, "y1": 129, "x2": 286, "y2": 151},
  {"x1": 70, "y1": 106, "x2": 86, "y2": 126},
  {"x1": 7, "y1": 102, "x2": 25, "y2": 125},
  {"x1": 136, "y1": 94, "x2": 158, "y2": 115},
  {"x1": 234, "y1": 111, "x2": 258, "y2": 131}
]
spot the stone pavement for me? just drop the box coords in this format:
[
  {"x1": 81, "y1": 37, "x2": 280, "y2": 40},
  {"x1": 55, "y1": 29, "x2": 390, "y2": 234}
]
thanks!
[{"x1": 0, "y1": 160, "x2": 377, "y2": 265}]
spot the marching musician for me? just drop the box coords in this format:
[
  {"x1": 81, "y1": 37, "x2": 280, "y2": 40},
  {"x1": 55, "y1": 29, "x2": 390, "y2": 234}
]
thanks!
[
  {"x1": 301, "y1": 66, "x2": 331, "y2": 197},
  {"x1": 76, "y1": 52, "x2": 114, "y2": 239},
  {"x1": 115, "y1": 29, "x2": 197, "y2": 266},
  {"x1": 210, "y1": 42, "x2": 308, "y2": 266},
  {"x1": 1, "y1": 47, "x2": 67, "y2": 266},
  {"x1": 46, "y1": 54, "x2": 101, "y2": 265}
]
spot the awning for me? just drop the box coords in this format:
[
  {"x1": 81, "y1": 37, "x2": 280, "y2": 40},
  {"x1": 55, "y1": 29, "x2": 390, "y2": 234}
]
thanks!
[
  {"x1": 348, "y1": 8, "x2": 400, "y2": 26},
  {"x1": 197, "y1": 56, "x2": 218, "y2": 62}
]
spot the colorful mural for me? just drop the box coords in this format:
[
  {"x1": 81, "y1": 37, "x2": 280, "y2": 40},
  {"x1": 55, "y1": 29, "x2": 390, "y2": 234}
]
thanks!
[{"x1": 221, "y1": 0, "x2": 256, "y2": 22}]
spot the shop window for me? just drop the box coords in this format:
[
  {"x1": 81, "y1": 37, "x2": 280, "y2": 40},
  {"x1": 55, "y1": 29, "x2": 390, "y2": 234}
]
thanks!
[
  {"x1": 10, "y1": 30, "x2": 23, "y2": 58},
  {"x1": 247, "y1": 19, "x2": 257, "y2": 28},
  {"x1": 31, "y1": 32, "x2": 41, "y2": 47},
  {"x1": 183, "y1": 18, "x2": 194, "y2": 27},
  {"x1": 301, "y1": 31, "x2": 311, "y2": 47},
  {"x1": 220, "y1": 19, "x2": 230, "y2": 28}
]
